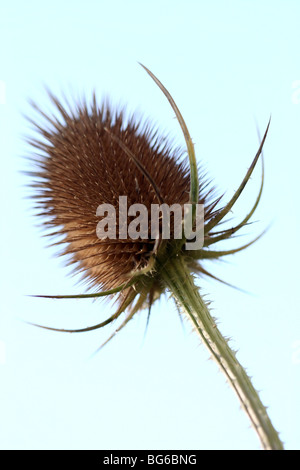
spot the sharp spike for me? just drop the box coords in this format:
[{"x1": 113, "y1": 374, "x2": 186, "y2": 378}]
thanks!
[{"x1": 204, "y1": 118, "x2": 270, "y2": 234}]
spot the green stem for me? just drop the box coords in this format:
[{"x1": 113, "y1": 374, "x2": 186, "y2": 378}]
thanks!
[{"x1": 160, "y1": 255, "x2": 284, "y2": 450}]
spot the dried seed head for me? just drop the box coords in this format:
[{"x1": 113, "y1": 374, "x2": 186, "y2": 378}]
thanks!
[{"x1": 28, "y1": 94, "x2": 211, "y2": 291}]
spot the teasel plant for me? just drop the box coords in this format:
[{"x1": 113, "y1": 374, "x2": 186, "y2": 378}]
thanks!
[{"x1": 26, "y1": 64, "x2": 284, "y2": 450}]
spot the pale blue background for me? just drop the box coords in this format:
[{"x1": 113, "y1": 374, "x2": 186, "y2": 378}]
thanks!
[{"x1": 0, "y1": 0, "x2": 299, "y2": 450}]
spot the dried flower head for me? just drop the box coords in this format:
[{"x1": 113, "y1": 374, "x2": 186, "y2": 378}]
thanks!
[{"x1": 29, "y1": 95, "x2": 194, "y2": 290}]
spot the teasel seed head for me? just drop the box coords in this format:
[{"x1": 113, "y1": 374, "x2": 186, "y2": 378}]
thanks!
[{"x1": 27, "y1": 64, "x2": 269, "y2": 347}]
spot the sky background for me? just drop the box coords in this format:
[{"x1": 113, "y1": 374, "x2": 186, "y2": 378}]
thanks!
[{"x1": 0, "y1": 0, "x2": 299, "y2": 450}]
